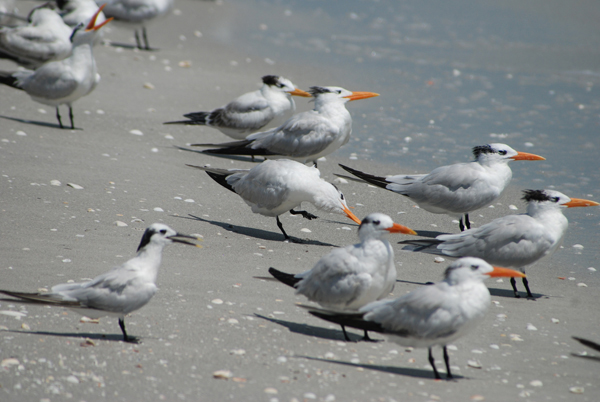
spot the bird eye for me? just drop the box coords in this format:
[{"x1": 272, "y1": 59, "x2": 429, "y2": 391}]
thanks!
[
  {"x1": 551, "y1": 197, "x2": 559, "y2": 203},
  {"x1": 337, "y1": 90, "x2": 342, "y2": 94},
  {"x1": 340, "y1": 193, "x2": 344, "y2": 200},
  {"x1": 470, "y1": 265, "x2": 479, "y2": 271},
  {"x1": 159, "y1": 229, "x2": 167, "y2": 235},
  {"x1": 276, "y1": 83, "x2": 284, "y2": 88},
  {"x1": 498, "y1": 150, "x2": 507, "y2": 155},
  {"x1": 373, "y1": 220, "x2": 380, "y2": 225}
]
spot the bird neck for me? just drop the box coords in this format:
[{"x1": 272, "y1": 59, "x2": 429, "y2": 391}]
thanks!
[{"x1": 134, "y1": 244, "x2": 164, "y2": 282}]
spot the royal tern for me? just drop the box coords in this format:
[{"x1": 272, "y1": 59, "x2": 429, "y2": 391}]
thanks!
[
  {"x1": 0, "y1": 224, "x2": 201, "y2": 343},
  {"x1": 186, "y1": 159, "x2": 362, "y2": 241},
  {"x1": 399, "y1": 189, "x2": 599, "y2": 298},
  {"x1": 0, "y1": 5, "x2": 111, "y2": 129},
  {"x1": 305, "y1": 257, "x2": 525, "y2": 379},
  {"x1": 165, "y1": 75, "x2": 312, "y2": 140},
  {"x1": 97, "y1": 0, "x2": 173, "y2": 50},
  {"x1": 339, "y1": 144, "x2": 545, "y2": 231},
  {"x1": 192, "y1": 86, "x2": 380, "y2": 166},
  {"x1": 269, "y1": 213, "x2": 415, "y2": 341},
  {"x1": 0, "y1": 3, "x2": 72, "y2": 68}
]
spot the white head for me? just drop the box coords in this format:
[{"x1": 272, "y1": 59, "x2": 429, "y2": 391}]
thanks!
[
  {"x1": 312, "y1": 182, "x2": 362, "y2": 225},
  {"x1": 69, "y1": 4, "x2": 111, "y2": 45},
  {"x1": 443, "y1": 257, "x2": 525, "y2": 286},
  {"x1": 308, "y1": 86, "x2": 379, "y2": 108},
  {"x1": 472, "y1": 143, "x2": 545, "y2": 165},
  {"x1": 357, "y1": 213, "x2": 416, "y2": 241},
  {"x1": 136, "y1": 223, "x2": 201, "y2": 252},
  {"x1": 522, "y1": 189, "x2": 599, "y2": 215},
  {"x1": 261, "y1": 75, "x2": 311, "y2": 97}
]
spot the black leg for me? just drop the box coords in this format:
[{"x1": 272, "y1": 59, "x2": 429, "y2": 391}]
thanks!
[
  {"x1": 68, "y1": 105, "x2": 74, "y2": 129},
  {"x1": 289, "y1": 209, "x2": 318, "y2": 220},
  {"x1": 313, "y1": 161, "x2": 318, "y2": 168},
  {"x1": 522, "y1": 277, "x2": 534, "y2": 298},
  {"x1": 119, "y1": 318, "x2": 139, "y2": 343},
  {"x1": 510, "y1": 277, "x2": 521, "y2": 298},
  {"x1": 459, "y1": 217, "x2": 465, "y2": 232},
  {"x1": 361, "y1": 330, "x2": 377, "y2": 342},
  {"x1": 428, "y1": 347, "x2": 441, "y2": 379},
  {"x1": 276, "y1": 216, "x2": 290, "y2": 240},
  {"x1": 443, "y1": 346, "x2": 453, "y2": 379},
  {"x1": 341, "y1": 325, "x2": 351, "y2": 341},
  {"x1": 464, "y1": 214, "x2": 471, "y2": 229},
  {"x1": 135, "y1": 30, "x2": 142, "y2": 49},
  {"x1": 56, "y1": 107, "x2": 64, "y2": 129},
  {"x1": 142, "y1": 27, "x2": 151, "y2": 50}
]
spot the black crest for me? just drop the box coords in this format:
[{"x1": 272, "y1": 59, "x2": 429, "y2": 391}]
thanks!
[
  {"x1": 522, "y1": 189, "x2": 552, "y2": 203},
  {"x1": 137, "y1": 228, "x2": 156, "y2": 252},
  {"x1": 262, "y1": 75, "x2": 280, "y2": 86},
  {"x1": 472, "y1": 144, "x2": 495, "y2": 158},
  {"x1": 308, "y1": 86, "x2": 333, "y2": 96}
]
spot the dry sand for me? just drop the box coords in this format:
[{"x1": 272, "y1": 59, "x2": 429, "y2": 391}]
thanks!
[{"x1": 0, "y1": 1, "x2": 599, "y2": 401}]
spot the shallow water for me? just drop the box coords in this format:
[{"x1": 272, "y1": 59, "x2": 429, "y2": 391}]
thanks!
[{"x1": 224, "y1": 0, "x2": 600, "y2": 276}]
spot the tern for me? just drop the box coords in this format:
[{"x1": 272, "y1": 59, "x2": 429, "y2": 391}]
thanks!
[
  {"x1": 192, "y1": 86, "x2": 380, "y2": 167},
  {"x1": 304, "y1": 257, "x2": 526, "y2": 379},
  {"x1": 0, "y1": 3, "x2": 72, "y2": 68},
  {"x1": 97, "y1": 0, "x2": 173, "y2": 50},
  {"x1": 399, "y1": 189, "x2": 599, "y2": 298},
  {"x1": 186, "y1": 159, "x2": 362, "y2": 241},
  {"x1": 0, "y1": 5, "x2": 111, "y2": 129},
  {"x1": 0, "y1": 224, "x2": 201, "y2": 343},
  {"x1": 269, "y1": 213, "x2": 415, "y2": 341},
  {"x1": 165, "y1": 75, "x2": 312, "y2": 140},
  {"x1": 339, "y1": 144, "x2": 545, "y2": 231}
]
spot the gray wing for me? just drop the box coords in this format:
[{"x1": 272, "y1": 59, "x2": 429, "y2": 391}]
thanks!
[
  {"x1": 436, "y1": 215, "x2": 555, "y2": 267},
  {"x1": 247, "y1": 111, "x2": 340, "y2": 157},
  {"x1": 17, "y1": 62, "x2": 78, "y2": 100},
  {"x1": 209, "y1": 95, "x2": 272, "y2": 131}
]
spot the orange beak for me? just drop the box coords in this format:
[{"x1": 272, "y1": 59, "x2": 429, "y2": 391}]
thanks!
[
  {"x1": 344, "y1": 91, "x2": 380, "y2": 101},
  {"x1": 343, "y1": 205, "x2": 362, "y2": 225},
  {"x1": 289, "y1": 88, "x2": 312, "y2": 97},
  {"x1": 386, "y1": 222, "x2": 417, "y2": 236},
  {"x1": 85, "y1": 4, "x2": 112, "y2": 31},
  {"x1": 564, "y1": 198, "x2": 600, "y2": 208},
  {"x1": 487, "y1": 266, "x2": 526, "y2": 278},
  {"x1": 511, "y1": 151, "x2": 545, "y2": 161}
]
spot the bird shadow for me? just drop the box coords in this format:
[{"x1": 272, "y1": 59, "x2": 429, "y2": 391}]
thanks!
[
  {"x1": 178, "y1": 214, "x2": 337, "y2": 247},
  {"x1": 0, "y1": 114, "x2": 80, "y2": 130},
  {"x1": 0, "y1": 328, "x2": 134, "y2": 343},
  {"x1": 104, "y1": 41, "x2": 159, "y2": 51},
  {"x1": 295, "y1": 355, "x2": 463, "y2": 380},
  {"x1": 571, "y1": 353, "x2": 600, "y2": 362},
  {"x1": 254, "y1": 313, "x2": 370, "y2": 343},
  {"x1": 173, "y1": 145, "x2": 260, "y2": 163}
]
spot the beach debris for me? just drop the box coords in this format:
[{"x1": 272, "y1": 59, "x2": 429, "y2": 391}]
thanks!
[
  {"x1": 467, "y1": 360, "x2": 482, "y2": 369},
  {"x1": 129, "y1": 129, "x2": 143, "y2": 136},
  {"x1": 569, "y1": 387, "x2": 584, "y2": 394},
  {"x1": 264, "y1": 388, "x2": 278, "y2": 394},
  {"x1": 114, "y1": 221, "x2": 128, "y2": 227},
  {"x1": 143, "y1": 82, "x2": 155, "y2": 90},
  {"x1": 80, "y1": 317, "x2": 100, "y2": 324},
  {"x1": 213, "y1": 370, "x2": 233, "y2": 380},
  {"x1": 1, "y1": 358, "x2": 20, "y2": 368},
  {"x1": 527, "y1": 323, "x2": 538, "y2": 331},
  {"x1": 21, "y1": 323, "x2": 30, "y2": 330},
  {"x1": 67, "y1": 183, "x2": 84, "y2": 190},
  {"x1": 211, "y1": 299, "x2": 223, "y2": 305},
  {"x1": 80, "y1": 338, "x2": 96, "y2": 347},
  {"x1": 50, "y1": 180, "x2": 61, "y2": 186}
]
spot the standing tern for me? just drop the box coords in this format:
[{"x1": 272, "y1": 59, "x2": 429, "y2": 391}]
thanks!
[
  {"x1": 0, "y1": 5, "x2": 111, "y2": 129},
  {"x1": 186, "y1": 159, "x2": 362, "y2": 241},
  {"x1": 399, "y1": 189, "x2": 599, "y2": 298},
  {"x1": 192, "y1": 86, "x2": 380, "y2": 167},
  {"x1": 339, "y1": 144, "x2": 545, "y2": 231},
  {"x1": 0, "y1": 224, "x2": 202, "y2": 343},
  {"x1": 96, "y1": 0, "x2": 173, "y2": 50},
  {"x1": 165, "y1": 75, "x2": 312, "y2": 140},
  {"x1": 305, "y1": 257, "x2": 525, "y2": 379},
  {"x1": 269, "y1": 213, "x2": 415, "y2": 341},
  {"x1": 0, "y1": 3, "x2": 72, "y2": 68}
]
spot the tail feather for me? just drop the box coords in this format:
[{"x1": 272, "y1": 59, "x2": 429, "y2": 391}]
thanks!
[
  {"x1": 268, "y1": 267, "x2": 301, "y2": 288},
  {"x1": 190, "y1": 139, "x2": 277, "y2": 157},
  {"x1": 0, "y1": 71, "x2": 21, "y2": 89},
  {"x1": 0, "y1": 290, "x2": 79, "y2": 306},
  {"x1": 573, "y1": 336, "x2": 600, "y2": 353},
  {"x1": 164, "y1": 111, "x2": 209, "y2": 125},
  {"x1": 185, "y1": 164, "x2": 236, "y2": 193},
  {"x1": 338, "y1": 164, "x2": 390, "y2": 190},
  {"x1": 307, "y1": 309, "x2": 385, "y2": 333}
]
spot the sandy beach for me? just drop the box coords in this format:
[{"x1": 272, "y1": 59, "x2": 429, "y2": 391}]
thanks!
[{"x1": 1, "y1": 1, "x2": 599, "y2": 401}]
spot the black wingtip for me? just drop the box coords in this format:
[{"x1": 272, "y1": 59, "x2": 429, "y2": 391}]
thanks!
[
  {"x1": 268, "y1": 267, "x2": 301, "y2": 288},
  {"x1": 338, "y1": 164, "x2": 390, "y2": 189},
  {"x1": 308, "y1": 310, "x2": 384, "y2": 333},
  {"x1": 205, "y1": 170, "x2": 236, "y2": 193},
  {"x1": 573, "y1": 336, "x2": 600, "y2": 353}
]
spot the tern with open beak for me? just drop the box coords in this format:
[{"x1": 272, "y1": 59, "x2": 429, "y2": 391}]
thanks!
[{"x1": 0, "y1": 224, "x2": 202, "y2": 343}]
